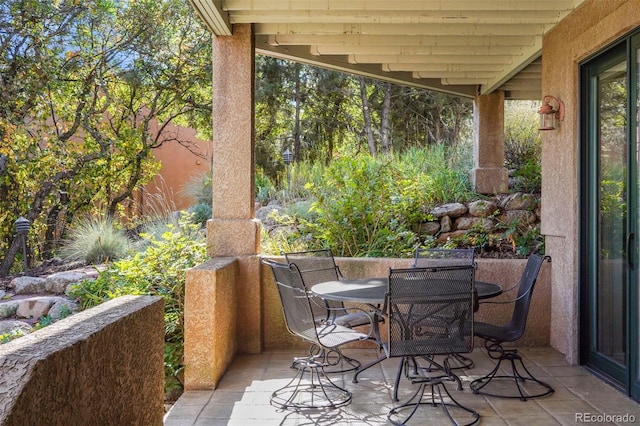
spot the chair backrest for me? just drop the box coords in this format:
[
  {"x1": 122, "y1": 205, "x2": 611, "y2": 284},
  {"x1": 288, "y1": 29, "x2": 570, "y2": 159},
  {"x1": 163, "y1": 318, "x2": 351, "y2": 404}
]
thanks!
[
  {"x1": 385, "y1": 265, "x2": 475, "y2": 358},
  {"x1": 504, "y1": 253, "x2": 550, "y2": 341},
  {"x1": 263, "y1": 259, "x2": 319, "y2": 346},
  {"x1": 413, "y1": 248, "x2": 476, "y2": 268},
  {"x1": 282, "y1": 249, "x2": 343, "y2": 285},
  {"x1": 282, "y1": 249, "x2": 345, "y2": 315}
]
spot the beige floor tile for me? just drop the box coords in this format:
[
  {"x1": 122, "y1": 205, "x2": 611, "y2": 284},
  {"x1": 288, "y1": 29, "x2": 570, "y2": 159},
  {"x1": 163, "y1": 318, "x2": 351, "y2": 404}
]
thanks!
[{"x1": 165, "y1": 347, "x2": 640, "y2": 425}]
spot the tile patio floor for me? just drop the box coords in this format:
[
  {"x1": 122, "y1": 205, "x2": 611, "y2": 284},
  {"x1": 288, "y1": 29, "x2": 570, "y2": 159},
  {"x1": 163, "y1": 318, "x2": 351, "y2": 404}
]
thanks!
[{"x1": 164, "y1": 347, "x2": 640, "y2": 425}]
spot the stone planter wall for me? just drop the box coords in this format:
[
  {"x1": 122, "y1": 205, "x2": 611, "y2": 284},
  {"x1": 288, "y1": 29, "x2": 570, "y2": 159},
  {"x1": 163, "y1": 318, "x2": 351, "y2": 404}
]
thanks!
[
  {"x1": 417, "y1": 193, "x2": 541, "y2": 246},
  {"x1": 0, "y1": 295, "x2": 165, "y2": 426}
]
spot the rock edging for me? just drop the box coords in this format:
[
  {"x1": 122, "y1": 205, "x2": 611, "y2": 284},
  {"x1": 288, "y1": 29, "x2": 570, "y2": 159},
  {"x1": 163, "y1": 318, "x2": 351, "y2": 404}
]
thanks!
[{"x1": 0, "y1": 268, "x2": 99, "y2": 338}]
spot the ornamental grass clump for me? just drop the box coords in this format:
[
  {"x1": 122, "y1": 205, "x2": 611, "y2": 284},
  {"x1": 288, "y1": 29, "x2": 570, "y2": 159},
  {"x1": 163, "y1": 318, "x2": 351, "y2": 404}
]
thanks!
[{"x1": 59, "y1": 216, "x2": 130, "y2": 264}]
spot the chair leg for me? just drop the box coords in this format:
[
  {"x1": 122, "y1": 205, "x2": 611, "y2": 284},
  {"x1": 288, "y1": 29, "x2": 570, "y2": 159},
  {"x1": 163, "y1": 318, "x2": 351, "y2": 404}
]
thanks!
[
  {"x1": 470, "y1": 348, "x2": 554, "y2": 401},
  {"x1": 353, "y1": 354, "x2": 386, "y2": 383},
  {"x1": 272, "y1": 354, "x2": 352, "y2": 410},
  {"x1": 307, "y1": 345, "x2": 361, "y2": 374},
  {"x1": 423, "y1": 353, "x2": 474, "y2": 371},
  {"x1": 388, "y1": 378, "x2": 480, "y2": 425}
]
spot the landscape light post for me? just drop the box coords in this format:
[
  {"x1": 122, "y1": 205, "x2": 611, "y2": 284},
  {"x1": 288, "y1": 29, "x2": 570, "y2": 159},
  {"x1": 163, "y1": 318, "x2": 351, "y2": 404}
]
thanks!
[
  {"x1": 282, "y1": 147, "x2": 293, "y2": 191},
  {"x1": 14, "y1": 216, "x2": 30, "y2": 272}
]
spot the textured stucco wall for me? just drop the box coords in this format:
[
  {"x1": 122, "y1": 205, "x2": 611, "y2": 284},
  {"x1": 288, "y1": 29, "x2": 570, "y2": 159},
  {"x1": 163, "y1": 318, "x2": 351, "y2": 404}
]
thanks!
[
  {"x1": 0, "y1": 295, "x2": 164, "y2": 426},
  {"x1": 541, "y1": 0, "x2": 640, "y2": 364},
  {"x1": 261, "y1": 257, "x2": 551, "y2": 350},
  {"x1": 207, "y1": 23, "x2": 260, "y2": 257}
]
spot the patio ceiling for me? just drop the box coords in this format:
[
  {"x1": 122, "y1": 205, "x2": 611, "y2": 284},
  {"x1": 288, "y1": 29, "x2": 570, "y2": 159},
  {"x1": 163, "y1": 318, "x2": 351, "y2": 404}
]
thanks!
[{"x1": 190, "y1": 0, "x2": 585, "y2": 99}]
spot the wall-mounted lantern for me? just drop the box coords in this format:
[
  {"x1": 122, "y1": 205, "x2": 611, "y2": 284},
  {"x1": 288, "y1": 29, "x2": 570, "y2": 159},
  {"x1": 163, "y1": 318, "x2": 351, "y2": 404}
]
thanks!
[{"x1": 537, "y1": 95, "x2": 565, "y2": 130}]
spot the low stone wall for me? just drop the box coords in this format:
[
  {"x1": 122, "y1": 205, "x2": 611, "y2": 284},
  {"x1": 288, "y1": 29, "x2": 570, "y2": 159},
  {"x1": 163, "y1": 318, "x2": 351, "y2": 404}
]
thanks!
[{"x1": 0, "y1": 295, "x2": 165, "y2": 426}]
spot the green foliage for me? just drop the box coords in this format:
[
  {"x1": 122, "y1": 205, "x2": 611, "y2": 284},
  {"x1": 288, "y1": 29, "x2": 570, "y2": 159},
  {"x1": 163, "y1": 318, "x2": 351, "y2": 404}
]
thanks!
[
  {"x1": 0, "y1": 329, "x2": 27, "y2": 344},
  {"x1": 255, "y1": 168, "x2": 276, "y2": 205},
  {"x1": 0, "y1": 0, "x2": 212, "y2": 275},
  {"x1": 304, "y1": 155, "x2": 417, "y2": 257},
  {"x1": 504, "y1": 101, "x2": 542, "y2": 193},
  {"x1": 188, "y1": 203, "x2": 212, "y2": 227},
  {"x1": 67, "y1": 213, "x2": 207, "y2": 393},
  {"x1": 59, "y1": 216, "x2": 131, "y2": 264}
]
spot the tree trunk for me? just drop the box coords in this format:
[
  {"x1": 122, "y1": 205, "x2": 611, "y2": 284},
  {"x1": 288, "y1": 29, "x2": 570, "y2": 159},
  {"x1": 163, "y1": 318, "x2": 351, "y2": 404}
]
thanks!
[
  {"x1": 380, "y1": 82, "x2": 392, "y2": 154},
  {"x1": 0, "y1": 237, "x2": 22, "y2": 277},
  {"x1": 359, "y1": 76, "x2": 376, "y2": 155},
  {"x1": 293, "y1": 65, "x2": 301, "y2": 161}
]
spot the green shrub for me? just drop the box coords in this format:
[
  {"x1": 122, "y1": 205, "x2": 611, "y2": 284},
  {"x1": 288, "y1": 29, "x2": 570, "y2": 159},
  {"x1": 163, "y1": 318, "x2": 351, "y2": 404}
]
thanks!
[
  {"x1": 59, "y1": 216, "x2": 130, "y2": 264},
  {"x1": 504, "y1": 101, "x2": 542, "y2": 193},
  {"x1": 304, "y1": 155, "x2": 418, "y2": 257},
  {"x1": 188, "y1": 203, "x2": 212, "y2": 226},
  {"x1": 67, "y1": 212, "x2": 207, "y2": 393},
  {"x1": 255, "y1": 167, "x2": 276, "y2": 205}
]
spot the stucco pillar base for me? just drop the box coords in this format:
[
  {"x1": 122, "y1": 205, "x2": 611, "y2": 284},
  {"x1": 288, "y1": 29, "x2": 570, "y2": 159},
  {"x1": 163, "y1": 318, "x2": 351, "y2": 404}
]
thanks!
[
  {"x1": 184, "y1": 258, "x2": 238, "y2": 390},
  {"x1": 207, "y1": 218, "x2": 260, "y2": 257},
  {"x1": 472, "y1": 167, "x2": 509, "y2": 194}
]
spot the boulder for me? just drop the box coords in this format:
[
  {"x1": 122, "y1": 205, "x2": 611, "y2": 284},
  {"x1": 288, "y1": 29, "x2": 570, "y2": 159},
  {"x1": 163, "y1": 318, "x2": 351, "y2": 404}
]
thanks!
[
  {"x1": 49, "y1": 299, "x2": 80, "y2": 320},
  {"x1": 430, "y1": 203, "x2": 467, "y2": 219},
  {"x1": 0, "y1": 301, "x2": 19, "y2": 319},
  {"x1": 11, "y1": 277, "x2": 47, "y2": 294},
  {"x1": 499, "y1": 210, "x2": 538, "y2": 225},
  {"x1": 16, "y1": 296, "x2": 68, "y2": 319},
  {"x1": 417, "y1": 221, "x2": 441, "y2": 236},
  {"x1": 45, "y1": 271, "x2": 91, "y2": 294},
  {"x1": 500, "y1": 193, "x2": 537, "y2": 211},
  {"x1": 440, "y1": 216, "x2": 452, "y2": 233},
  {"x1": 0, "y1": 319, "x2": 32, "y2": 335},
  {"x1": 454, "y1": 217, "x2": 494, "y2": 231},
  {"x1": 468, "y1": 200, "x2": 498, "y2": 217}
]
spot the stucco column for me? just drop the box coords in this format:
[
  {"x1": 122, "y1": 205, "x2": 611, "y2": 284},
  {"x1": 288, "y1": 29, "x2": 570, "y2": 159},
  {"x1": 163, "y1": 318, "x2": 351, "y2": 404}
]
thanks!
[
  {"x1": 471, "y1": 91, "x2": 509, "y2": 194},
  {"x1": 208, "y1": 24, "x2": 260, "y2": 256}
]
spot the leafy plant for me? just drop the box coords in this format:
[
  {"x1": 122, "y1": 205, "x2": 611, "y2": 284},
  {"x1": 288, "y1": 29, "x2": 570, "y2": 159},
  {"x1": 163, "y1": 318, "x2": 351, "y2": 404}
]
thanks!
[
  {"x1": 67, "y1": 212, "x2": 207, "y2": 393},
  {"x1": 504, "y1": 101, "x2": 542, "y2": 193},
  {"x1": 304, "y1": 155, "x2": 419, "y2": 257}
]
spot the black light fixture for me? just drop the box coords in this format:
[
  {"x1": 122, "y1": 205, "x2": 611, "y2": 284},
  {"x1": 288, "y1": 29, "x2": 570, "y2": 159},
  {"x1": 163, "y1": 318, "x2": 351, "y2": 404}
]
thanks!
[
  {"x1": 537, "y1": 95, "x2": 565, "y2": 130},
  {"x1": 14, "y1": 216, "x2": 30, "y2": 272},
  {"x1": 282, "y1": 147, "x2": 293, "y2": 190},
  {"x1": 282, "y1": 147, "x2": 293, "y2": 165}
]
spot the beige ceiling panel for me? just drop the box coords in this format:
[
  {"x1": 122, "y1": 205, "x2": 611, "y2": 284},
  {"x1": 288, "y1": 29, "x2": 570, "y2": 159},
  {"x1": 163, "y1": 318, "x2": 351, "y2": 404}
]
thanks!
[
  {"x1": 269, "y1": 34, "x2": 536, "y2": 47},
  {"x1": 197, "y1": 0, "x2": 584, "y2": 97}
]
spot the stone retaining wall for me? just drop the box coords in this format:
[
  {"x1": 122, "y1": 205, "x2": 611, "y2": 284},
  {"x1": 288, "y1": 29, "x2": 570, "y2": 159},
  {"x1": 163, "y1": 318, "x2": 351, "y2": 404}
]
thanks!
[{"x1": 0, "y1": 295, "x2": 165, "y2": 426}]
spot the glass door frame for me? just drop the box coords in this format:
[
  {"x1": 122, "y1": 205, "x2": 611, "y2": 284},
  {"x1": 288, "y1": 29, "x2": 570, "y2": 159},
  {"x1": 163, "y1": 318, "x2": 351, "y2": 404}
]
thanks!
[{"x1": 579, "y1": 29, "x2": 640, "y2": 399}]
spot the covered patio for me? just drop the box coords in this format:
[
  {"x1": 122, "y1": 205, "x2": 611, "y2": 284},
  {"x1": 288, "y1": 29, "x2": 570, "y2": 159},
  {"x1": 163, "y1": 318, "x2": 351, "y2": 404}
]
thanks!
[{"x1": 179, "y1": 0, "x2": 640, "y2": 420}]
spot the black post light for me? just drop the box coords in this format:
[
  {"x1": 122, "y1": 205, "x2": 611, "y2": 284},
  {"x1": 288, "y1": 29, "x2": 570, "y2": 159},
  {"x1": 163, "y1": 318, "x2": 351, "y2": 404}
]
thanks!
[
  {"x1": 14, "y1": 216, "x2": 30, "y2": 272},
  {"x1": 282, "y1": 147, "x2": 293, "y2": 190}
]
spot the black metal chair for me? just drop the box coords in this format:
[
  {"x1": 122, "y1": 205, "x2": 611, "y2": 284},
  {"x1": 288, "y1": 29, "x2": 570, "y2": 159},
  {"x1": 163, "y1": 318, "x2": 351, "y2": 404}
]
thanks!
[
  {"x1": 413, "y1": 248, "x2": 477, "y2": 370},
  {"x1": 283, "y1": 249, "x2": 382, "y2": 371},
  {"x1": 469, "y1": 253, "x2": 554, "y2": 401},
  {"x1": 385, "y1": 265, "x2": 479, "y2": 425},
  {"x1": 262, "y1": 258, "x2": 371, "y2": 410}
]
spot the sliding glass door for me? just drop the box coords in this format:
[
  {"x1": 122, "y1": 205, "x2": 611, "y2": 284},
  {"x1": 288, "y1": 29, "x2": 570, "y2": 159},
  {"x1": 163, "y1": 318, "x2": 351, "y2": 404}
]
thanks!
[{"x1": 581, "y1": 30, "x2": 640, "y2": 399}]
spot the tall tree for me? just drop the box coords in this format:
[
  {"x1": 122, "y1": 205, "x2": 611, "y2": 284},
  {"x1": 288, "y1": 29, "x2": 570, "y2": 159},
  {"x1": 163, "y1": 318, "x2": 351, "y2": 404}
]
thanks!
[
  {"x1": 359, "y1": 76, "x2": 377, "y2": 155},
  {"x1": 0, "y1": 0, "x2": 212, "y2": 276}
]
